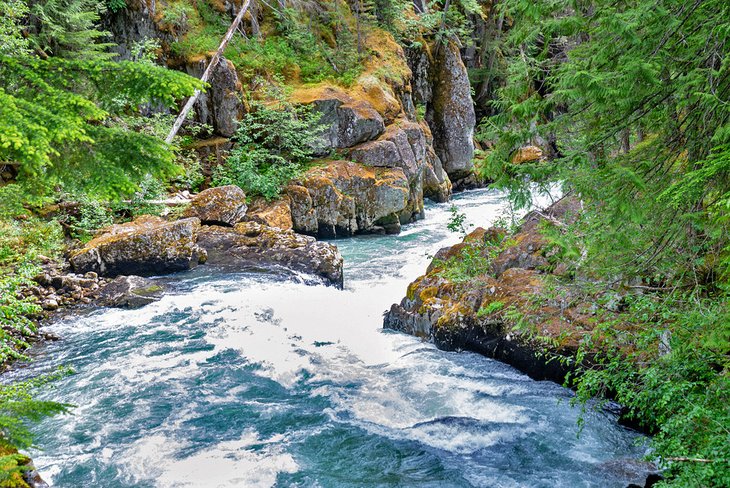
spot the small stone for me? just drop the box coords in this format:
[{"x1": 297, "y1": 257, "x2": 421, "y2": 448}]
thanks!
[
  {"x1": 42, "y1": 299, "x2": 59, "y2": 311},
  {"x1": 84, "y1": 271, "x2": 98, "y2": 280},
  {"x1": 33, "y1": 273, "x2": 51, "y2": 286},
  {"x1": 50, "y1": 276, "x2": 65, "y2": 289}
]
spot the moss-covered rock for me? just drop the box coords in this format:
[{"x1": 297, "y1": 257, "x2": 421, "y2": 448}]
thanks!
[
  {"x1": 244, "y1": 196, "x2": 293, "y2": 231},
  {"x1": 184, "y1": 185, "x2": 248, "y2": 226},
  {"x1": 69, "y1": 216, "x2": 206, "y2": 277},
  {"x1": 292, "y1": 86, "x2": 385, "y2": 151},
  {"x1": 427, "y1": 41, "x2": 476, "y2": 184},
  {"x1": 384, "y1": 197, "x2": 586, "y2": 383},
  {"x1": 286, "y1": 160, "x2": 409, "y2": 238},
  {"x1": 197, "y1": 221, "x2": 343, "y2": 287}
]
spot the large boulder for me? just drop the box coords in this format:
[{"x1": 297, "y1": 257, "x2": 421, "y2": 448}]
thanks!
[
  {"x1": 183, "y1": 185, "x2": 248, "y2": 226},
  {"x1": 292, "y1": 86, "x2": 385, "y2": 151},
  {"x1": 426, "y1": 41, "x2": 476, "y2": 183},
  {"x1": 349, "y1": 121, "x2": 430, "y2": 223},
  {"x1": 383, "y1": 197, "x2": 585, "y2": 384},
  {"x1": 197, "y1": 222, "x2": 343, "y2": 287},
  {"x1": 286, "y1": 160, "x2": 410, "y2": 238},
  {"x1": 97, "y1": 275, "x2": 165, "y2": 309},
  {"x1": 69, "y1": 216, "x2": 206, "y2": 277}
]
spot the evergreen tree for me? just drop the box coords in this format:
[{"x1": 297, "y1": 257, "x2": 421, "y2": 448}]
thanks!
[
  {"x1": 0, "y1": 0, "x2": 203, "y2": 203},
  {"x1": 481, "y1": 1, "x2": 730, "y2": 485}
]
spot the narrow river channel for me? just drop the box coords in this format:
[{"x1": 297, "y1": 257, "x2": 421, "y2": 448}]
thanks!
[{"x1": 19, "y1": 189, "x2": 646, "y2": 487}]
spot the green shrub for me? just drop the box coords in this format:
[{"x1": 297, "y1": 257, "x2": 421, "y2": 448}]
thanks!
[
  {"x1": 212, "y1": 102, "x2": 324, "y2": 199},
  {"x1": 61, "y1": 195, "x2": 113, "y2": 242}
]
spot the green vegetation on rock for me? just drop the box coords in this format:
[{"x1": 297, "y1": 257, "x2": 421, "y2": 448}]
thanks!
[{"x1": 212, "y1": 101, "x2": 325, "y2": 199}]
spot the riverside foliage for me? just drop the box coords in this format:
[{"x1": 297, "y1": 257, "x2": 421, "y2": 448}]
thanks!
[{"x1": 480, "y1": 1, "x2": 730, "y2": 485}]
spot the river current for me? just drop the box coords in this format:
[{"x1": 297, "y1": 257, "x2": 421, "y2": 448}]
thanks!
[{"x1": 19, "y1": 189, "x2": 646, "y2": 487}]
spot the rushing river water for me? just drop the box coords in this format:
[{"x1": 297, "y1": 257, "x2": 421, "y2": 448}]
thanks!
[{"x1": 19, "y1": 189, "x2": 647, "y2": 487}]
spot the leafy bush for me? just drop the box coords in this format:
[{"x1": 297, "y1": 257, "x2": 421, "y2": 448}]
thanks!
[{"x1": 213, "y1": 102, "x2": 324, "y2": 199}]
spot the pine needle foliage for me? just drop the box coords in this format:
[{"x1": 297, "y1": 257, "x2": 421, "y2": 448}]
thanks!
[
  {"x1": 0, "y1": 56, "x2": 203, "y2": 199},
  {"x1": 480, "y1": 1, "x2": 730, "y2": 485}
]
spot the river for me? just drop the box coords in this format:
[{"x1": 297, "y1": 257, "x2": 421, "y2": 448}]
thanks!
[{"x1": 20, "y1": 188, "x2": 647, "y2": 487}]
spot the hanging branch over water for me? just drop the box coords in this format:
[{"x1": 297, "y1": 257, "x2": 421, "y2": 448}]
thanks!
[{"x1": 165, "y1": 0, "x2": 252, "y2": 144}]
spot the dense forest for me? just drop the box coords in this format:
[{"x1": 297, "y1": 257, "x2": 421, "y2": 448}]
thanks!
[{"x1": 0, "y1": 0, "x2": 728, "y2": 486}]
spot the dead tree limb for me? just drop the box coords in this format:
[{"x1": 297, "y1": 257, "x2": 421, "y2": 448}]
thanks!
[{"x1": 165, "y1": 0, "x2": 252, "y2": 144}]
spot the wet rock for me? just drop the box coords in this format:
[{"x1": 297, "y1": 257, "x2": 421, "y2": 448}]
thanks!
[
  {"x1": 184, "y1": 185, "x2": 248, "y2": 226},
  {"x1": 41, "y1": 299, "x2": 59, "y2": 311},
  {"x1": 597, "y1": 459, "x2": 662, "y2": 488},
  {"x1": 286, "y1": 160, "x2": 409, "y2": 238},
  {"x1": 69, "y1": 216, "x2": 206, "y2": 277},
  {"x1": 427, "y1": 41, "x2": 476, "y2": 184},
  {"x1": 97, "y1": 275, "x2": 165, "y2": 309},
  {"x1": 197, "y1": 222, "x2": 343, "y2": 287},
  {"x1": 244, "y1": 196, "x2": 293, "y2": 231}
]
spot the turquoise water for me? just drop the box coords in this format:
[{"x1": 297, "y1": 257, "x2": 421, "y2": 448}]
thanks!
[{"x1": 19, "y1": 189, "x2": 647, "y2": 487}]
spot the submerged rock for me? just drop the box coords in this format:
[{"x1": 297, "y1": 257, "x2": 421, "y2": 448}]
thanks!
[
  {"x1": 69, "y1": 216, "x2": 206, "y2": 277},
  {"x1": 197, "y1": 221, "x2": 343, "y2": 288},
  {"x1": 286, "y1": 160, "x2": 409, "y2": 238},
  {"x1": 97, "y1": 275, "x2": 165, "y2": 309},
  {"x1": 184, "y1": 185, "x2": 248, "y2": 226}
]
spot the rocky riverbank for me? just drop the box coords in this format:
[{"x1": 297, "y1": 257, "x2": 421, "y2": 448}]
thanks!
[{"x1": 384, "y1": 196, "x2": 584, "y2": 382}]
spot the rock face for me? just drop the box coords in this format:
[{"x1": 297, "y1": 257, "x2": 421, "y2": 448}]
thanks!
[
  {"x1": 103, "y1": 0, "x2": 176, "y2": 63},
  {"x1": 187, "y1": 57, "x2": 245, "y2": 137},
  {"x1": 184, "y1": 185, "x2": 248, "y2": 226},
  {"x1": 427, "y1": 41, "x2": 477, "y2": 184},
  {"x1": 293, "y1": 86, "x2": 385, "y2": 151},
  {"x1": 69, "y1": 216, "x2": 206, "y2": 277},
  {"x1": 97, "y1": 275, "x2": 165, "y2": 308},
  {"x1": 286, "y1": 160, "x2": 410, "y2": 238},
  {"x1": 349, "y1": 121, "x2": 428, "y2": 223},
  {"x1": 197, "y1": 222, "x2": 343, "y2": 287},
  {"x1": 383, "y1": 197, "x2": 583, "y2": 383},
  {"x1": 420, "y1": 122, "x2": 452, "y2": 202}
]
